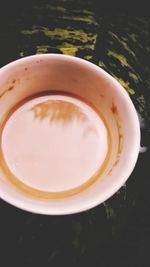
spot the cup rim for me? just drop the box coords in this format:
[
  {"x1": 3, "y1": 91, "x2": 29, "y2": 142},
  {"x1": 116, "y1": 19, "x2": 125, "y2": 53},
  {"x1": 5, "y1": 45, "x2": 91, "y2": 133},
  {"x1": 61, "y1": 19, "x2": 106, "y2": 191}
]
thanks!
[{"x1": 0, "y1": 54, "x2": 141, "y2": 215}]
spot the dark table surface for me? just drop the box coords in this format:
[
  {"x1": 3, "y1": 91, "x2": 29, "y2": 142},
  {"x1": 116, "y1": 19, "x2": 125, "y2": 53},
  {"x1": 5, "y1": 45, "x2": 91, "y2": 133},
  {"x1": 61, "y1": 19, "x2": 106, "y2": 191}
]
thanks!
[{"x1": 0, "y1": 1, "x2": 150, "y2": 266}]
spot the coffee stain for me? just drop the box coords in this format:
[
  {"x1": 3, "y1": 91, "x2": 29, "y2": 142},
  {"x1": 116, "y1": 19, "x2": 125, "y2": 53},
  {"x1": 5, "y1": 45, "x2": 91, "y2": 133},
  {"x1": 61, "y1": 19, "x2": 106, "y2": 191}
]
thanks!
[
  {"x1": 108, "y1": 102, "x2": 123, "y2": 175},
  {"x1": 100, "y1": 94, "x2": 104, "y2": 98},
  {"x1": 111, "y1": 103, "x2": 118, "y2": 114},
  {"x1": 0, "y1": 134, "x2": 112, "y2": 200},
  {"x1": 0, "y1": 79, "x2": 16, "y2": 98},
  {"x1": 7, "y1": 85, "x2": 14, "y2": 91},
  {"x1": 30, "y1": 95, "x2": 101, "y2": 140},
  {"x1": 0, "y1": 91, "x2": 112, "y2": 200},
  {"x1": 30, "y1": 100, "x2": 88, "y2": 124},
  {"x1": 115, "y1": 119, "x2": 123, "y2": 156}
]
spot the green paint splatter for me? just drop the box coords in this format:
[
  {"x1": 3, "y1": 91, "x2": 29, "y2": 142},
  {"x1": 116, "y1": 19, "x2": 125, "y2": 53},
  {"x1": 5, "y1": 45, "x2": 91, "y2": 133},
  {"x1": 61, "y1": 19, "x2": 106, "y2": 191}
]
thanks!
[
  {"x1": 108, "y1": 40, "x2": 114, "y2": 45},
  {"x1": 98, "y1": 61, "x2": 115, "y2": 75},
  {"x1": 57, "y1": 14, "x2": 98, "y2": 25},
  {"x1": 72, "y1": 221, "x2": 82, "y2": 234},
  {"x1": 57, "y1": 41, "x2": 96, "y2": 56},
  {"x1": 109, "y1": 62, "x2": 118, "y2": 68},
  {"x1": 21, "y1": 27, "x2": 97, "y2": 57},
  {"x1": 122, "y1": 37, "x2": 128, "y2": 42},
  {"x1": 21, "y1": 28, "x2": 39, "y2": 35},
  {"x1": 146, "y1": 46, "x2": 150, "y2": 52},
  {"x1": 45, "y1": 4, "x2": 94, "y2": 16},
  {"x1": 45, "y1": 4, "x2": 98, "y2": 25},
  {"x1": 138, "y1": 95, "x2": 145, "y2": 104},
  {"x1": 21, "y1": 26, "x2": 97, "y2": 45},
  {"x1": 128, "y1": 33, "x2": 138, "y2": 42},
  {"x1": 36, "y1": 45, "x2": 50, "y2": 54},
  {"x1": 82, "y1": 9, "x2": 95, "y2": 15},
  {"x1": 108, "y1": 50, "x2": 130, "y2": 67},
  {"x1": 103, "y1": 202, "x2": 115, "y2": 219},
  {"x1": 84, "y1": 55, "x2": 92, "y2": 60},
  {"x1": 59, "y1": 47, "x2": 78, "y2": 56},
  {"x1": 85, "y1": 44, "x2": 95, "y2": 49},
  {"x1": 146, "y1": 79, "x2": 150, "y2": 89},
  {"x1": 128, "y1": 71, "x2": 141, "y2": 83},
  {"x1": 45, "y1": 5, "x2": 66, "y2": 13},
  {"x1": 99, "y1": 61, "x2": 107, "y2": 68},
  {"x1": 72, "y1": 221, "x2": 82, "y2": 249},
  {"x1": 113, "y1": 76, "x2": 135, "y2": 95},
  {"x1": 20, "y1": 51, "x2": 24, "y2": 57},
  {"x1": 109, "y1": 32, "x2": 136, "y2": 57}
]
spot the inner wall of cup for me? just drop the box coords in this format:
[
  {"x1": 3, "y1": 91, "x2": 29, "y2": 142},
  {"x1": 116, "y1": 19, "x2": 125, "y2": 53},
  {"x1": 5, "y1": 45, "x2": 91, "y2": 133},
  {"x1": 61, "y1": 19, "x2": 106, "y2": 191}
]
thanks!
[
  {"x1": 0, "y1": 56, "x2": 119, "y2": 171},
  {"x1": 0, "y1": 56, "x2": 123, "y2": 205}
]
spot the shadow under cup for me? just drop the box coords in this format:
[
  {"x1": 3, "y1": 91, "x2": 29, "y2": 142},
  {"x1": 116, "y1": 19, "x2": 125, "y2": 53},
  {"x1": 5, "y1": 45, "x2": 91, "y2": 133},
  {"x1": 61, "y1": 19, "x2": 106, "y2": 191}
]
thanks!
[{"x1": 0, "y1": 54, "x2": 140, "y2": 215}]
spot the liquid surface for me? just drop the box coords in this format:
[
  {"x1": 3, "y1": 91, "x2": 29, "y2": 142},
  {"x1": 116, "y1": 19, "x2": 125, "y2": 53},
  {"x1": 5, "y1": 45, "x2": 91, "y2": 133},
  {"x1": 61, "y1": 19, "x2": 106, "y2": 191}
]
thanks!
[{"x1": 1, "y1": 94, "x2": 109, "y2": 193}]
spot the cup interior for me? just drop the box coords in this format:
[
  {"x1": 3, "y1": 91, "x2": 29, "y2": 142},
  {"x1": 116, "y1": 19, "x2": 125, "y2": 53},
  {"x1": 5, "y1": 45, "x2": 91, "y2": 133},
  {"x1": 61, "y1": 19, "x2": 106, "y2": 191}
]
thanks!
[{"x1": 0, "y1": 54, "x2": 140, "y2": 214}]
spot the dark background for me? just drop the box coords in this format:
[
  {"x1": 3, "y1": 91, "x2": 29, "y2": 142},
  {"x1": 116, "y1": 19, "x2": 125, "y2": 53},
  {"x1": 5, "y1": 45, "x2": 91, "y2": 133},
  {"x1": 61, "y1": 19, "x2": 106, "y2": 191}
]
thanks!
[{"x1": 0, "y1": 1, "x2": 150, "y2": 266}]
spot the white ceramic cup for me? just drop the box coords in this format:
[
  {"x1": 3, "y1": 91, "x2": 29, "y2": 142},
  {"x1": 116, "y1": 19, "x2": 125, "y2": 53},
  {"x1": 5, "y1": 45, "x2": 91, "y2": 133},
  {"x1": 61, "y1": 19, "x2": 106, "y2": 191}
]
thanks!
[{"x1": 0, "y1": 54, "x2": 140, "y2": 215}]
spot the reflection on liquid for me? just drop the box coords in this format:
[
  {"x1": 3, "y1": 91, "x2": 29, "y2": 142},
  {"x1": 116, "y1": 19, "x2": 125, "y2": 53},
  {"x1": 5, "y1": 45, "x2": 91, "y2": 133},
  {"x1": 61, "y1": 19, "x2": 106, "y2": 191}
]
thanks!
[
  {"x1": 1, "y1": 94, "x2": 109, "y2": 195},
  {"x1": 30, "y1": 100, "x2": 88, "y2": 123},
  {"x1": 30, "y1": 99, "x2": 98, "y2": 137}
]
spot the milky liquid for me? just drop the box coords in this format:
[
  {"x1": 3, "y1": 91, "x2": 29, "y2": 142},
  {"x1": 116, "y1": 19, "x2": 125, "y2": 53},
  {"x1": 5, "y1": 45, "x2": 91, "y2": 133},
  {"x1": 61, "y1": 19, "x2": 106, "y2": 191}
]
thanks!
[{"x1": 0, "y1": 93, "x2": 110, "y2": 198}]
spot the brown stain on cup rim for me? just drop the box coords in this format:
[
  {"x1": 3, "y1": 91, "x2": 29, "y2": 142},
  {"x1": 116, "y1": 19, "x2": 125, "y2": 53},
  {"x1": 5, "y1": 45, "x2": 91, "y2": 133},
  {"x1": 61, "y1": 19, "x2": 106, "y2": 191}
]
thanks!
[
  {"x1": 0, "y1": 79, "x2": 16, "y2": 98},
  {"x1": 108, "y1": 102, "x2": 123, "y2": 175}
]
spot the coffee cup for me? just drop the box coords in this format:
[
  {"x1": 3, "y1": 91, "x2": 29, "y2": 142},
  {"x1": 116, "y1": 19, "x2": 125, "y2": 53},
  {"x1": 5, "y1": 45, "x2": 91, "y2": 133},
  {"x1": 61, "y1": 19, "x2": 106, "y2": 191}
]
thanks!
[{"x1": 0, "y1": 54, "x2": 140, "y2": 214}]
